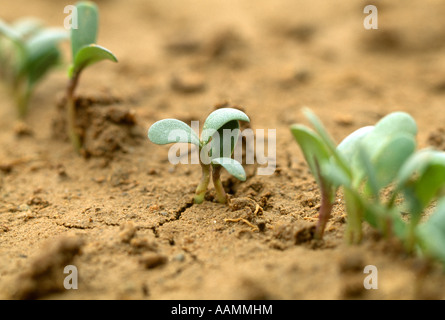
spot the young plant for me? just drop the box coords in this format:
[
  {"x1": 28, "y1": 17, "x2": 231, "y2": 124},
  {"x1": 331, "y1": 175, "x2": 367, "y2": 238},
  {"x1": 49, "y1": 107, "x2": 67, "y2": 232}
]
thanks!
[
  {"x1": 291, "y1": 109, "x2": 445, "y2": 266},
  {"x1": 291, "y1": 109, "x2": 417, "y2": 243},
  {"x1": 334, "y1": 111, "x2": 417, "y2": 243},
  {"x1": 66, "y1": 1, "x2": 118, "y2": 152},
  {"x1": 417, "y1": 197, "x2": 445, "y2": 266},
  {"x1": 148, "y1": 107, "x2": 250, "y2": 204},
  {"x1": 290, "y1": 115, "x2": 337, "y2": 240},
  {"x1": 0, "y1": 18, "x2": 68, "y2": 118},
  {"x1": 394, "y1": 149, "x2": 445, "y2": 252}
]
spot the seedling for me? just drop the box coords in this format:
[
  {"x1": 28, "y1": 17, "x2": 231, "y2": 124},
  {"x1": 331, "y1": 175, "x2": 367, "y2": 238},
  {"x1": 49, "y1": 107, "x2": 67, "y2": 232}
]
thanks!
[
  {"x1": 291, "y1": 109, "x2": 445, "y2": 266},
  {"x1": 0, "y1": 18, "x2": 67, "y2": 118},
  {"x1": 394, "y1": 149, "x2": 445, "y2": 252},
  {"x1": 65, "y1": 1, "x2": 117, "y2": 152},
  {"x1": 290, "y1": 116, "x2": 337, "y2": 240},
  {"x1": 148, "y1": 108, "x2": 250, "y2": 204},
  {"x1": 292, "y1": 110, "x2": 419, "y2": 242}
]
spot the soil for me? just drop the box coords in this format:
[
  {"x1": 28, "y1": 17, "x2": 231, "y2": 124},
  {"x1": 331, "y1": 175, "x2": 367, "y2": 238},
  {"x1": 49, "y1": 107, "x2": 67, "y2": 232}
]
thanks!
[{"x1": 1, "y1": 0, "x2": 445, "y2": 300}]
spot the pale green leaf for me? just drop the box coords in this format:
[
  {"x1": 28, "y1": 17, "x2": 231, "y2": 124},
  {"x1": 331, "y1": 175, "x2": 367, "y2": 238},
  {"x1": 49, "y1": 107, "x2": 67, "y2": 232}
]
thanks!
[
  {"x1": 148, "y1": 119, "x2": 200, "y2": 147},
  {"x1": 13, "y1": 28, "x2": 67, "y2": 87},
  {"x1": 71, "y1": 1, "x2": 98, "y2": 59},
  {"x1": 211, "y1": 157, "x2": 246, "y2": 181},
  {"x1": 417, "y1": 198, "x2": 445, "y2": 265},
  {"x1": 361, "y1": 112, "x2": 417, "y2": 160},
  {"x1": 302, "y1": 108, "x2": 337, "y2": 153},
  {"x1": 70, "y1": 44, "x2": 117, "y2": 77},
  {"x1": 0, "y1": 19, "x2": 22, "y2": 45},
  {"x1": 210, "y1": 119, "x2": 240, "y2": 159},
  {"x1": 201, "y1": 108, "x2": 250, "y2": 144},
  {"x1": 397, "y1": 149, "x2": 445, "y2": 217},
  {"x1": 371, "y1": 133, "x2": 416, "y2": 189},
  {"x1": 337, "y1": 125, "x2": 374, "y2": 161},
  {"x1": 12, "y1": 18, "x2": 43, "y2": 38},
  {"x1": 290, "y1": 124, "x2": 331, "y2": 185}
]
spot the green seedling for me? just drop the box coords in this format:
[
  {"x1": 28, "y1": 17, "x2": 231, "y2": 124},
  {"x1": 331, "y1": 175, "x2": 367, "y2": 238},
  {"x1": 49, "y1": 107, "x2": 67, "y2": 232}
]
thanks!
[
  {"x1": 66, "y1": 1, "x2": 117, "y2": 152},
  {"x1": 334, "y1": 111, "x2": 417, "y2": 243},
  {"x1": 291, "y1": 110, "x2": 417, "y2": 242},
  {"x1": 290, "y1": 120, "x2": 336, "y2": 240},
  {"x1": 0, "y1": 18, "x2": 67, "y2": 118},
  {"x1": 417, "y1": 198, "x2": 445, "y2": 266},
  {"x1": 394, "y1": 149, "x2": 445, "y2": 252},
  {"x1": 291, "y1": 109, "x2": 445, "y2": 266},
  {"x1": 148, "y1": 108, "x2": 250, "y2": 204}
]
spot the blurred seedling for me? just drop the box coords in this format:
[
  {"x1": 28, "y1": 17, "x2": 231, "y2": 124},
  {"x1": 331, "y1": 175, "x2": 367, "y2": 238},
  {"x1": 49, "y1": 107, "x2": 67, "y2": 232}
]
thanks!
[
  {"x1": 291, "y1": 109, "x2": 445, "y2": 266},
  {"x1": 0, "y1": 18, "x2": 67, "y2": 118},
  {"x1": 291, "y1": 110, "x2": 417, "y2": 242},
  {"x1": 65, "y1": 1, "x2": 117, "y2": 153},
  {"x1": 148, "y1": 108, "x2": 250, "y2": 204}
]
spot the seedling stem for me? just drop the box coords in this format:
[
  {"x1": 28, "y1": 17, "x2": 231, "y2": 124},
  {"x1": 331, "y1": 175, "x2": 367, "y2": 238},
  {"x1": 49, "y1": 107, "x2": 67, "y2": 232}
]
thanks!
[
  {"x1": 212, "y1": 165, "x2": 227, "y2": 204},
  {"x1": 66, "y1": 71, "x2": 82, "y2": 153},
  {"x1": 194, "y1": 161, "x2": 211, "y2": 204}
]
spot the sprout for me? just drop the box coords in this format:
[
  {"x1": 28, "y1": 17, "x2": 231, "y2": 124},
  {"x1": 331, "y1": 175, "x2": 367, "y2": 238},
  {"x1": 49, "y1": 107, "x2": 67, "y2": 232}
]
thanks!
[
  {"x1": 0, "y1": 18, "x2": 67, "y2": 118},
  {"x1": 291, "y1": 108, "x2": 445, "y2": 266},
  {"x1": 65, "y1": 1, "x2": 118, "y2": 153},
  {"x1": 291, "y1": 109, "x2": 417, "y2": 243},
  {"x1": 148, "y1": 108, "x2": 250, "y2": 204}
]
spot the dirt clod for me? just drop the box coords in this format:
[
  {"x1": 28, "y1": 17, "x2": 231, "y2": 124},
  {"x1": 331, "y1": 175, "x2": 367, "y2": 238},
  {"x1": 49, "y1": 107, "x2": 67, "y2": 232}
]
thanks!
[
  {"x1": 11, "y1": 237, "x2": 83, "y2": 300},
  {"x1": 52, "y1": 95, "x2": 140, "y2": 160},
  {"x1": 139, "y1": 253, "x2": 168, "y2": 269},
  {"x1": 119, "y1": 222, "x2": 137, "y2": 243}
]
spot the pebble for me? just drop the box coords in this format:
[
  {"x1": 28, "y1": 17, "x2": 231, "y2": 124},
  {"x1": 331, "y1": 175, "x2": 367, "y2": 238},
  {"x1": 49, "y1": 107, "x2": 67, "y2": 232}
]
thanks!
[
  {"x1": 18, "y1": 204, "x2": 31, "y2": 212},
  {"x1": 139, "y1": 253, "x2": 168, "y2": 269},
  {"x1": 173, "y1": 253, "x2": 185, "y2": 262}
]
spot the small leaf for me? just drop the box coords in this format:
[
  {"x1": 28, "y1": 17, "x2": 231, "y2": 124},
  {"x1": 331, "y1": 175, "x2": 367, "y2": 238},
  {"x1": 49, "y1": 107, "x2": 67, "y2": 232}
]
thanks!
[
  {"x1": 26, "y1": 28, "x2": 68, "y2": 54},
  {"x1": 397, "y1": 149, "x2": 445, "y2": 184},
  {"x1": 342, "y1": 112, "x2": 417, "y2": 189},
  {"x1": 21, "y1": 28, "x2": 67, "y2": 82},
  {"x1": 0, "y1": 19, "x2": 26, "y2": 60},
  {"x1": 290, "y1": 124, "x2": 331, "y2": 185},
  {"x1": 361, "y1": 112, "x2": 417, "y2": 160},
  {"x1": 148, "y1": 119, "x2": 200, "y2": 147},
  {"x1": 210, "y1": 119, "x2": 240, "y2": 159},
  {"x1": 372, "y1": 111, "x2": 417, "y2": 138},
  {"x1": 337, "y1": 125, "x2": 374, "y2": 186},
  {"x1": 371, "y1": 133, "x2": 416, "y2": 189},
  {"x1": 322, "y1": 160, "x2": 352, "y2": 188},
  {"x1": 71, "y1": 1, "x2": 98, "y2": 59},
  {"x1": 302, "y1": 108, "x2": 350, "y2": 174},
  {"x1": 303, "y1": 108, "x2": 337, "y2": 153},
  {"x1": 26, "y1": 46, "x2": 61, "y2": 88},
  {"x1": 417, "y1": 198, "x2": 445, "y2": 265},
  {"x1": 211, "y1": 157, "x2": 246, "y2": 181},
  {"x1": 397, "y1": 149, "x2": 445, "y2": 217},
  {"x1": 12, "y1": 18, "x2": 43, "y2": 38},
  {"x1": 70, "y1": 44, "x2": 117, "y2": 77},
  {"x1": 337, "y1": 125, "x2": 374, "y2": 162},
  {"x1": 0, "y1": 19, "x2": 22, "y2": 44},
  {"x1": 201, "y1": 108, "x2": 250, "y2": 144},
  {"x1": 356, "y1": 146, "x2": 379, "y2": 196}
]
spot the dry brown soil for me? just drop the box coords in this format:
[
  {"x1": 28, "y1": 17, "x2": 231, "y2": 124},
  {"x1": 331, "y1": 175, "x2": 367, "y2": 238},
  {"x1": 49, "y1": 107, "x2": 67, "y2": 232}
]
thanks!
[{"x1": 1, "y1": 0, "x2": 445, "y2": 300}]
